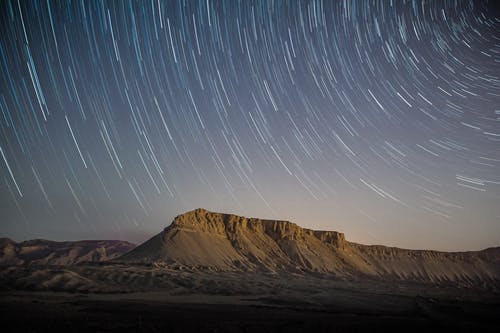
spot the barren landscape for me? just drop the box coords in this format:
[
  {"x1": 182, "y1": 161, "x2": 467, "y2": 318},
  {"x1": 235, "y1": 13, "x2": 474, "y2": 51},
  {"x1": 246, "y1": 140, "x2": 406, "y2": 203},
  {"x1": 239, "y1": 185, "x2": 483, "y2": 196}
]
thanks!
[{"x1": 1, "y1": 209, "x2": 499, "y2": 332}]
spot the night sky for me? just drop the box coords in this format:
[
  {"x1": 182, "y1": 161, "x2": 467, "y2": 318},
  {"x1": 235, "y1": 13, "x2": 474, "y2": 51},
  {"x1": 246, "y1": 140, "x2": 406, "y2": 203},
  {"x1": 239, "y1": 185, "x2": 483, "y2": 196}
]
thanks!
[{"x1": 0, "y1": 0, "x2": 499, "y2": 251}]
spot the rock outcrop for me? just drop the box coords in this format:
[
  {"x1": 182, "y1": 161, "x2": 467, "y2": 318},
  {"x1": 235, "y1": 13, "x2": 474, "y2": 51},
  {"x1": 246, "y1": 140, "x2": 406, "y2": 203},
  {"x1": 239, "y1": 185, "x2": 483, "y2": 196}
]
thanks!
[
  {"x1": 118, "y1": 208, "x2": 500, "y2": 287},
  {"x1": 118, "y1": 208, "x2": 347, "y2": 272}
]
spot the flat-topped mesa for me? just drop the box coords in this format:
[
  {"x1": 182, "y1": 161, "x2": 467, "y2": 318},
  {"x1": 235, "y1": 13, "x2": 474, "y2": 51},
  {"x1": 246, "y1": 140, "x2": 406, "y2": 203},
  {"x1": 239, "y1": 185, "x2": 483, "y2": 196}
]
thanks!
[
  {"x1": 118, "y1": 209, "x2": 499, "y2": 285},
  {"x1": 169, "y1": 208, "x2": 345, "y2": 247}
]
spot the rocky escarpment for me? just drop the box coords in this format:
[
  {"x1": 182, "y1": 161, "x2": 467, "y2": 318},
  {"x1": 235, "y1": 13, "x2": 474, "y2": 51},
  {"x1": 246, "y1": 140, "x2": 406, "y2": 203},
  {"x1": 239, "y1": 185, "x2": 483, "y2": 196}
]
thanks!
[
  {"x1": 0, "y1": 238, "x2": 136, "y2": 266},
  {"x1": 118, "y1": 209, "x2": 500, "y2": 288},
  {"x1": 119, "y1": 208, "x2": 348, "y2": 272},
  {"x1": 172, "y1": 208, "x2": 346, "y2": 247}
]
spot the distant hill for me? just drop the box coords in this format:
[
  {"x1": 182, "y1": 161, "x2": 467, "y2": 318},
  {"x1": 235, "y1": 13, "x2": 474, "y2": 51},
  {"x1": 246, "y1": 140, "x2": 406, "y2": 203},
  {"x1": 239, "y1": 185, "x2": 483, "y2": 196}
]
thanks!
[
  {"x1": 118, "y1": 208, "x2": 500, "y2": 286},
  {"x1": 0, "y1": 238, "x2": 135, "y2": 265}
]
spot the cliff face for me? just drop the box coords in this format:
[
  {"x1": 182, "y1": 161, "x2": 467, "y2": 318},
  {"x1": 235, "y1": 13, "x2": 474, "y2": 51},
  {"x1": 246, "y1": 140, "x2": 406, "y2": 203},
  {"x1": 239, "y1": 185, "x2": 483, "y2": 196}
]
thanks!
[
  {"x1": 172, "y1": 208, "x2": 345, "y2": 246},
  {"x1": 119, "y1": 208, "x2": 347, "y2": 272},
  {"x1": 0, "y1": 239, "x2": 136, "y2": 266},
  {"x1": 118, "y1": 209, "x2": 500, "y2": 287}
]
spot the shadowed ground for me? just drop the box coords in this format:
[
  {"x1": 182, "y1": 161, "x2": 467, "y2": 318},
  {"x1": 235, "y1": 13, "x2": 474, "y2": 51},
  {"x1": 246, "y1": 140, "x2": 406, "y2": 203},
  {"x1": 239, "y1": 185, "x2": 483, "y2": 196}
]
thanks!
[{"x1": 1, "y1": 288, "x2": 499, "y2": 333}]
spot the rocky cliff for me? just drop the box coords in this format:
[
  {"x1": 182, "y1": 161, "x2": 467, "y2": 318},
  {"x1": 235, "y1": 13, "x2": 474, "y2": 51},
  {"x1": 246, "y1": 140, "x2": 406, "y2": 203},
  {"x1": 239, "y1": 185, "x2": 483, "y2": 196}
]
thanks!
[{"x1": 118, "y1": 208, "x2": 500, "y2": 287}]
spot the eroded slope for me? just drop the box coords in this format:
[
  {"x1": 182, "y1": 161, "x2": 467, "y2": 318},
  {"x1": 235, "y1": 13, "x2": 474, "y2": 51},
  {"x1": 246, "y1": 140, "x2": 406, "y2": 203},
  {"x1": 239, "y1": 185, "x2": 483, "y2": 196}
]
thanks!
[{"x1": 118, "y1": 208, "x2": 500, "y2": 286}]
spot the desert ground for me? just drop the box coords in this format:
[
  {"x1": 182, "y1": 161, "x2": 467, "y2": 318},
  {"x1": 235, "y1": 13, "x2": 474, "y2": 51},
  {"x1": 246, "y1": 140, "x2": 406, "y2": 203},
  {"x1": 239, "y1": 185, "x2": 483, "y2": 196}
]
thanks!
[{"x1": 1, "y1": 264, "x2": 499, "y2": 332}]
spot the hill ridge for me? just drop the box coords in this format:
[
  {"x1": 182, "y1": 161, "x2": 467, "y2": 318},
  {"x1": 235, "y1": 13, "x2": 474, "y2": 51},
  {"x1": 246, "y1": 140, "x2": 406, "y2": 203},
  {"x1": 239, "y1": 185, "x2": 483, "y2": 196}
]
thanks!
[
  {"x1": 118, "y1": 208, "x2": 499, "y2": 287},
  {"x1": 0, "y1": 239, "x2": 136, "y2": 265}
]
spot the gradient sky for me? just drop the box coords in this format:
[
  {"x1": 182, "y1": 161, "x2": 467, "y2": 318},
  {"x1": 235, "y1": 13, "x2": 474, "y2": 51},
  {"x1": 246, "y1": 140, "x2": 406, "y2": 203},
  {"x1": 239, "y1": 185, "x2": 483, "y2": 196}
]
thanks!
[{"x1": 0, "y1": 0, "x2": 499, "y2": 251}]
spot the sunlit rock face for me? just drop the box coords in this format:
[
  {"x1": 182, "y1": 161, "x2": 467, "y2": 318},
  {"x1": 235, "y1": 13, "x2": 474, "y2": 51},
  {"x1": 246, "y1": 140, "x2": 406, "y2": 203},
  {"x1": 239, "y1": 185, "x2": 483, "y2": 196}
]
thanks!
[{"x1": 118, "y1": 209, "x2": 500, "y2": 287}]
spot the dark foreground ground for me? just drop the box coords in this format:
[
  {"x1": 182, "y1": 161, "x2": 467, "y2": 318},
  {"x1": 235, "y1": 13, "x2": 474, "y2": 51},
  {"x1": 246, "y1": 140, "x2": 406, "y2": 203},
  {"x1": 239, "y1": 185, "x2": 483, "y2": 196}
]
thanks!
[
  {"x1": 1, "y1": 264, "x2": 499, "y2": 332},
  {"x1": 1, "y1": 290, "x2": 499, "y2": 333}
]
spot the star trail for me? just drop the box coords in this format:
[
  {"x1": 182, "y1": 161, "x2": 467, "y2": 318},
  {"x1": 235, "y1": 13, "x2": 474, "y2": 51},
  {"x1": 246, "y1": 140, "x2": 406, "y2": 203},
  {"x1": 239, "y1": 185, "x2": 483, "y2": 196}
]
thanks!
[{"x1": 0, "y1": 0, "x2": 499, "y2": 250}]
